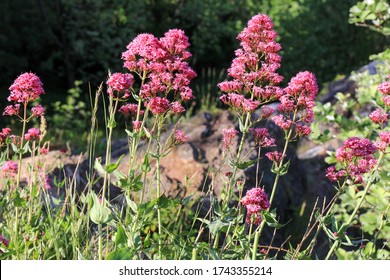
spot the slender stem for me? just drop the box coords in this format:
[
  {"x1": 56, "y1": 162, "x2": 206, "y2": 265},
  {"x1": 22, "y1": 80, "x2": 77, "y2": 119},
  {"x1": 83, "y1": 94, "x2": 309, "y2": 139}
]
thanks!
[
  {"x1": 252, "y1": 231, "x2": 260, "y2": 260},
  {"x1": 254, "y1": 109, "x2": 297, "y2": 242},
  {"x1": 191, "y1": 248, "x2": 198, "y2": 260},
  {"x1": 128, "y1": 70, "x2": 147, "y2": 175},
  {"x1": 325, "y1": 151, "x2": 385, "y2": 260},
  {"x1": 156, "y1": 118, "x2": 163, "y2": 259},
  {"x1": 215, "y1": 112, "x2": 251, "y2": 248},
  {"x1": 16, "y1": 102, "x2": 28, "y2": 189},
  {"x1": 14, "y1": 102, "x2": 28, "y2": 258},
  {"x1": 101, "y1": 97, "x2": 119, "y2": 206},
  {"x1": 228, "y1": 112, "x2": 251, "y2": 201},
  {"x1": 98, "y1": 223, "x2": 103, "y2": 260},
  {"x1": 28, "y1": 141, "x2": 36, "y2": 223}
]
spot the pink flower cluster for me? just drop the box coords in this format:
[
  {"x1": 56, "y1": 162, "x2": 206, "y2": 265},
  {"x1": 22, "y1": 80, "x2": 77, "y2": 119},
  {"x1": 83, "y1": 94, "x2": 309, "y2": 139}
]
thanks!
[
  {"x1": 106, "y1": 73, "x2": 134, "y2": 99},
  {"x1": 219, "y1": 14, "x2": 284, "y2": 113},
  {"x1": 119, "y1": 103, "x2": 144, "y2": 118},
  {"x1": 1, "y1": 161, "x2": 18, "y2": 177},
  {"x1": 3, "y1": 73, "x2": 46, "y2": 121},
  {"x1": 249, "y1": 128, "x2": 275, "y2": 147},
  {"x1": 121, "y1": 29, "x2": 196, "y2": 116},
  {"x1": 8, "y1": 72, "x2": 45, "y2": 103},
  {"x1": 326, "y1": 137, "x2": 377, "y2": 184},
  {"x1": 148, "y1": 96, "x2": 170, "y2": 115},
  {"x1": 241, "y1": 187, "x2": 270, "y2": 225},
  {"x1": 374, "y1": 131, "x2": 390, "y2": 151},
  {"x1": 24, "y1": 128, "x2": 40, "y2": 141},
  {"x1": 369, "y1": 108, "x2": 387, "y2": 125},
  {"x1": 265, "y1": 151, "x2": 283, "y2": 164},
  {"x1": 0, "y1": 128, "x2": 11, "y2": 146},
  {"x1": 378, "y1": 81, "x2": 390, "y2": 106},
  {"x1": 221, "y1": 128, "x2": 238, "y2": 149},
  {"x1": 272, "y1": 71, "x2": 318, "y2": 135},
  {"x1": 174, "y1": 130, "x2": 189, "y2": 144},
  {"x1": 31, "y1": 104, "x2": 45, "y2": 117}
]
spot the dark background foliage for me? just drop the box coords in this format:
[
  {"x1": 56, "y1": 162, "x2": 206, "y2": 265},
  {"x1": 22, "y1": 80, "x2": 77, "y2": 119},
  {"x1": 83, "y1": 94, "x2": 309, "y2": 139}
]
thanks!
[{"x1": 0, "y1": 0, "x2": 388, "y2": 113}]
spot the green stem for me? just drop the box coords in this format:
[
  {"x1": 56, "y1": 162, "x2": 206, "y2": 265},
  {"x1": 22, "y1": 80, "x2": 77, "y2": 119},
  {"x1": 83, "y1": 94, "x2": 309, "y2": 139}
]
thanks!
[
  {"x1": 16, "y1": 102, "x2": 27, "y2": 190},
  {"x1": 325, "y1": 151, "x2": 385, "y2": 260},
  {"x1": 252, "y1": 230, "x2": 260, "y2": 260},
  {"x1": 191, "y1": 248, "x2": 198, "y2": 260},
  {"x1": 128, "y1": 70, "x2": 147, "y2": 176},
  {"x1": 28, "y1": 141, "x2": 36, "y2": 224},
  {"x1": 214, "y1": 112, "x2": 251, "y2": 248},
  {"x1": 98, "y1": 223, "x2": 103, "y2": 260},
  {"x1": 228, "y1": 112, "x2": 251, "y2": 201},
  {"x1": 14, "y1": 102, "x2": 28, "y2": 258},
  {"x1": 255, "y1": 110, "x2": 297, "y2": 242},
  {"x1": 156, "y1": 118, "x2": 163, "y2": 259},
  {"x1": 101, "y1": 98, "x2": 119, "y2": 206}
]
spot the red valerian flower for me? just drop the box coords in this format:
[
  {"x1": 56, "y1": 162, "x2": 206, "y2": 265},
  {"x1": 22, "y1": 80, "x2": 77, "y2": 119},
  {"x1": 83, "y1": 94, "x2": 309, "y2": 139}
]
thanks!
[
  {"x1": 148, "y1": 97, "x2": 170, "y2": 115},
  {"x1": 378, "y1": 81, "x2": 390, "y2": 95},
  {"x1": 0, "y1": 128, "x2": 12, "y2": 142},
  {"x1": 265, "y1": 151, "x2": 283, "y2": 164},
  {"x1": 329, "y1": 137, "x2": 377, "y2": 184},
  {"x1": 241, "y1": 187, "x2": 270, "y2": 225},
  {"x1": 171, "y1": 101, "x2": 185, "y2": 114},
  {"x1": 3, "y1": 104, "x2": 20, "y2": 116},
  {"x1": 174, "y1": 130, "x2": 189, "y2": 144},
  {"x1": 119, "y1": 103, "x2": 143, "y2": 118},
  {"x1": 31, "y1": 104, "x2": 45, "y2": 117},
  {"x1": 221, "y1": 128, "x2": 238, "y2": 149},
  {"x1": 1, "y1": 161, "x2": 18, "y2": 177},
  {"x1": 24, "y1": 128, "x2": 40, "y2": 141},
  {"x1": 106, "y1": 72, "x2": 134, "y2": 99},
  {"x1": 8, "y1": 72, "x2": 45, "y2": 103},
  {"x1": 249, "y1": 128, "x2": 275, "y2": 147},
  {"x1": 369, "y1": 108, "x2": 387, "y2": 125},
  {"x1": 219, "y1": 14, "x2": 284, "y2": 112}
]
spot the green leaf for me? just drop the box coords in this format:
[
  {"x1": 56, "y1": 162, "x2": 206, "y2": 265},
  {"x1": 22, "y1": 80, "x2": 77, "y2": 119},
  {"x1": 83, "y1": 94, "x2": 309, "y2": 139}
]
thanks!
[
  {"x1": 263, "y1": 210, "x2": 289, "y2": 229},
  {"x1": 106, "y1": 248, "x2": 132, "y2": 260},
  {"x1": 114, "y1": 225, "x2": 127, "y2": 247},
  {"x1": 125, "y1": 129, "x2": 134, "y2": 138},
  {"x1": 207, "y1": 248, "x2": 220, "y2": 260},
  {"x1": 209, "y1": 219, "x2": 229, "y2": 235},
  {"x1": 196, "y1": 218, "x2": 210, "y2": 225},
  {"x1": 107, "y1": 119, "x2": 117, "y2": 128},
  {"x1": 235, "y1": 158, "x2": 259, "y2": 170},
  {"x1": 143, "y1": 126, "x2": 151, "y2": 139},
  {"x1": 105, "y1": 155, "x2": 124, "y2": 174},
  {"x1": 94, "y1": 158, "x2": 106, "y2": 174},
  {"x1": 143, "y1": 233, "x2": 151, "y2": 248},
  {"x1": 125, "y1": 196, "x2": 138, "y2": 214},
  {"x1": 271, "y1": 160, "x2": 290, "y2": 176},
  {"x1": 182, "y1": 195, "x2": 193, "y2": 206},
  {"x1": 11, "y1": 141, "x2": 30, "y2": 155},
  {"x1": 13, "y1": 191, "x2": 25, "y2": 207},
  {"x1": 141, "y1": 154, "x2": 151, "y2": 173},
  {"x1": 238, "y1": 117, "x2": 245, "y2": 133},
  {"x1": 212, "y1": 198, "x2": 221, "y2": 216},
  {"x1": 157, "y1": 195, "x2": 178, "y2": 209}
]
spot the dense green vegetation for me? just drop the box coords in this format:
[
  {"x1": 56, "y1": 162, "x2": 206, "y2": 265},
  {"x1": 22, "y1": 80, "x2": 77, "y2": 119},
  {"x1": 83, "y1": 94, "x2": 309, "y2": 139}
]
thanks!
[{"x1": 1, "y1": 0, "x2": 387, "y2": 100}]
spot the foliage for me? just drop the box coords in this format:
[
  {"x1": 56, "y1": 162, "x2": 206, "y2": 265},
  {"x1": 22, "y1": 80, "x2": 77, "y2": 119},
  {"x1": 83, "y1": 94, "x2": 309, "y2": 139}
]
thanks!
[
  {"x1": 349, "y1": 0, "x2": 390, "y2": 36},
  {"x1": 47, "y1": 80, "x2": 89, "y2": 150},
  {"x1": 311, "y1": 49, "x2": 390, "y2": 261},
  {"x1": 0, "y1": 0, "x2": 387, "y2": 106}
]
